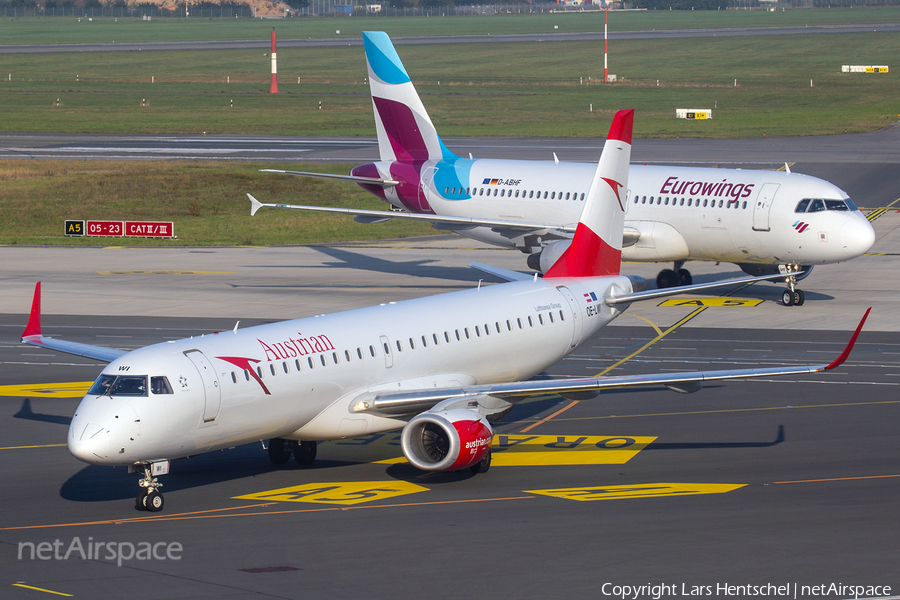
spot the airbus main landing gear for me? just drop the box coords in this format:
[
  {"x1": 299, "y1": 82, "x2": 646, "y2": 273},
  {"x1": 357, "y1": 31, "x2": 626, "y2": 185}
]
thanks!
[
  {"x1": 781, "y1": 275, "x2": 805, "y2": 307},
  {"x1": 656, "y1": 261, "x2": 692, "y2": 289},
  {"x1": 131, "y1": 462, "x2": 167, "y2": 513},
  {"x1": 267, "y1": 438, "x2": 317, "y2": 467},
  {"x1": 470, "y1": 449, "x2": 492, "y2": 474}
]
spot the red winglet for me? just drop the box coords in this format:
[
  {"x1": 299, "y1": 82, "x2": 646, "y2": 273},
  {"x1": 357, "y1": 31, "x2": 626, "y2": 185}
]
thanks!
[
  {"x1": 606, "y1": 107, "x2": 634, "y2": 145},
  {"x1": 21, "y1": 282, "x2": 42, "y2": 341},
  {"x1": 823, "y1": 307, "x2": 871, "y2": 371}
]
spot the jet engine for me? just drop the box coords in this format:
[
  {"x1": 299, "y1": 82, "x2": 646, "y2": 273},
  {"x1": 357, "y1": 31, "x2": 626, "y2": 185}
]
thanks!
[
  {"x1": 526, "y1": 240, "x2": 571, "y2": 273},
  {"x1": 401, "y1": 409, "x2": 493, "y2": 472}
]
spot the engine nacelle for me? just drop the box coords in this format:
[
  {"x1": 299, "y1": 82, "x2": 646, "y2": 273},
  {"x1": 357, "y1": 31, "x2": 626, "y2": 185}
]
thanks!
[
  {"x1": 401, "y1": 409, "x2": 493, "y2": 472},
  {"x1": 526, "y1": 240, "x2": 571, "y2": 273}
]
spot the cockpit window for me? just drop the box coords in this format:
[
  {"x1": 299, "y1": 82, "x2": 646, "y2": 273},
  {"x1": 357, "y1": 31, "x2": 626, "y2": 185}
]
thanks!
[
  {"x1": 797, "y1": 198, "x2": 857, "y2": 213},
  {"x1": 151, "y1": 376, "x2": 174, "y2": 395},
  {"x1": 88, "y1": 374, "x2": 117, "y2": 396},
  {"x1": 88, "y1": 374, "x2": 147, "y2": 397},
  {"x1": 109, "y1": 376, "x2": 147, "y2": 396},
  {"x1": 808, "y1": 199, "x2": 826, "y2": 213}
]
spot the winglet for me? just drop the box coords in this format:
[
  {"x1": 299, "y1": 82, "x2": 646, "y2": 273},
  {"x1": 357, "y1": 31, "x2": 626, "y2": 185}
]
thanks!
[
  {"x1": 823, "y1": 307, "x2": 871, "y2": 371},
  {"x1": 22, "y1": 282, "x2": 42, "y2": 341},
  {"x1": 248, "y1": 193, "x2": 264, "y2": 217}
]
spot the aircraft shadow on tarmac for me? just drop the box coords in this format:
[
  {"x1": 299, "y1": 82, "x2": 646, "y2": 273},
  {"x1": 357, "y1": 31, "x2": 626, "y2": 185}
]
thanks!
[
  {"x1": 14, "y1": 398, "x2": 72, "y2": 426},
  {"x1": 254, "y1": 245, "x2": 488, "y2": 284},
  {"x1": 643, "y1": 424, "x2": 785, "y2": 451}
]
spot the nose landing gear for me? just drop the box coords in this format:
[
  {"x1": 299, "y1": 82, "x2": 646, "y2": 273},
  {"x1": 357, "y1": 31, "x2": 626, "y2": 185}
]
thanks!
[
  {"x1": 131, "y1": 461, "x2": 168, "y2": 512},
  {"x1": 781, "y1": 275, "x2": 805, "y2": 307}
]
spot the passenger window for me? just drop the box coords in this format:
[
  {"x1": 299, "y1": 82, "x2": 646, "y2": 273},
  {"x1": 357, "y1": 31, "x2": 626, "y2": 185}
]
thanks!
[
  {"x1": 257, "y1": 366, "x2": 264, "y2": 378},
  {"x1": 539, "y1": 314, "x2": 544, "y2": 325},
  {"x1": 345, "y1": 350, "x2": 351, "y2": 362},
  {"x1": 528, "y1": 316, "x2": 534, "y2": 327},
  {"x1": 409, "y1": 337, "x2": 415, "y2": 350},
  {"x1": 396, "y1": 340, "x2": 403, "y2": 352},
  {"x1": 332, "y1": 353, "x2": 338, "y2": 365},
  {"x1": 370, "y1": 345, "x2": 376, "y2": 357},
  {"x1": 549, "y1": 312, "x2": 555, "y2": 323},
  {"x1": 500, "y1": 189, "x2": 505, "y2": 197},
  {"x1": 357, "y1": 348, "x2": 363, "y2": 360},
  {"x1": 517, "y1": 318, "x2": 523, "y2": 329},
  {"x1": 506, "y1": 320, "x2": 512, "y2": 331},
  {"x1": 559, "y1": 310, "x2": 565, "y2": 321},
  {"x1": 580, "y1": 193, "x2": 585, "y2": 201},
  {"x1": 151, "y1": 376, "x2": 174, "y2": 395},
  {"x1": 444, "y1": 331, "x2": 450, "y2": 343},
  {"x1": 475, "y1": 326, "x2": 481, "y2": 337},
  {"x1": 433, "y1": 333, "x2": 439, "y2": 345},
  {"x1": 321, "y1": 355, "x2": 327, "y2": 366},
  {"x1": 456, "y1": 329, "x2": 461, "y2": 341},
  {"x1": 465, "y1": 328, "x2": 470, "y2": 339},
  {"x1": 282, "y1": 362, "x2": 289, "y2": 374},
  {"x1": 718, "y1": 200, "x2": 724, "y2": 208},
  {"x1": 484, "y1": 324, "x2": 490, "y2": 336},
  {"x1": 383, "y1": 342, "x2": 391, "y2": 355},
  {"x1": 308, "y1": 357, "x2": 314, "y2": 369},
  {"x1": 270, "y1": 364, "x2": 277, "y2": 376},
  {"x1": 742, "y1": 201, "x2": 747, "y2": 209},
  {"x1": 529, "y1": 191, "x2": 534, "y2": 198},
  {"x1": 295, "y1": 359, "x2": 302, "y2": 371},
  {"x1": 515, "y1": 190, "x2": 520, "y2": 198},
  {"x1": 244, "y1": 370, "x2": 250, "y2": 381},
  {"x1": 422, "y1": 335, "x2": 428, "y2": 347},
  {"x1": 551, "y1": 192, "x2": 556, "y2": 200},
  {"x1": 496, "y1": 322, "x2": 501, "y2": 333},
  {"x1": 565, "y1": 192, "x2": 570, "y2": 200}
]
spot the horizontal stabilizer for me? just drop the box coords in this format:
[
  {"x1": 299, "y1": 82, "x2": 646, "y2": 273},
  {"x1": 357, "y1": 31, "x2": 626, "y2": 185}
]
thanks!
[
  {"x1": 260, "y1": 169, "x2": 400, "y2": 187},
  {"x1": 605, "y1": 271, "x2": 794, "y2": 305},
  {"x1": 468, "y1": 262, "x2": 533, "y2": 283}
]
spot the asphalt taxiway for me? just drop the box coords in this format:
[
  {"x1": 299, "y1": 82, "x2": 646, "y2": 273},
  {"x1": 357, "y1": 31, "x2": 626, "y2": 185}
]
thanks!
[{"x1": 1, "y1": 235, "x2": 899, "y2": 598}]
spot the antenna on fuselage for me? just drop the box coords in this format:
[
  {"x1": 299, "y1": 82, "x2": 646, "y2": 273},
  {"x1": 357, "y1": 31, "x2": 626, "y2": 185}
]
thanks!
[
  {"x1": 784, "y1": 162, "x2": 791, "y2": 173},
  {"x1": 553, "y1": 152, "x2": 560, "y2": 164},
  {"x1": 233, "y1": 321, "x2": 240, "y2": 333}
]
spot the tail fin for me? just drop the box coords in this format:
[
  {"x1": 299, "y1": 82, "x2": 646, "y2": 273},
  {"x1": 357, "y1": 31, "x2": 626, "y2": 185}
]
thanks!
[
  {"x1": 543, "y1": 109, "x2": 634, "y2": 279},
  {"x1": 363, "y1": 31, "x2": 457, "y2": 163}
]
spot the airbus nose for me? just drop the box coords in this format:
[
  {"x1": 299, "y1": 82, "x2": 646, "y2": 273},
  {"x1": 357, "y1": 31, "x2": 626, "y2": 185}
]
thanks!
[{"x1": 841, "y1": 217, "x2": 876, "y2": 259}]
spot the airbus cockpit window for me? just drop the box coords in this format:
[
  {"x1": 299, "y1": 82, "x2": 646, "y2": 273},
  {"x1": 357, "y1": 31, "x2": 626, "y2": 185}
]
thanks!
[
  {"x1": 797, "y1": 198, "x2": 857, "y2": 213},
  {"x1": 88, "y1": 374, "x2": 148, "y2": 397},
  {"x1": 151, "y1": 376, "x2": 174, "y2": 395}
]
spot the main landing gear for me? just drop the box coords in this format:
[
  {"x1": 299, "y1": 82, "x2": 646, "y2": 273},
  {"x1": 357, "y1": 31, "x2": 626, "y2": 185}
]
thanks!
[
  {"x1": 656, "y1": 261, "x2": 693, "y2": 289},
  {"x1": 131, "y1": 462, "x2": 168, "y2": 513},
  {"x1": 268, "y1": 438, "x2": 317, "y2": 467}
]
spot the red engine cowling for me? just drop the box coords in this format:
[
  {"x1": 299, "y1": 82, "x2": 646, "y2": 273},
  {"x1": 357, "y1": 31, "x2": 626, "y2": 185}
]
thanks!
[{"x1": 401, "y1": 409, "x2": 493, "y2": 472}]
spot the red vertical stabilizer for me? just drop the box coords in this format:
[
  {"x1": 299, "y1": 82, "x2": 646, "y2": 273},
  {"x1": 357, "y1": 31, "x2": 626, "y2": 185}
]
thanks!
[{"x1": 544, "y1": 109, "x2": 633, "y2": 279}]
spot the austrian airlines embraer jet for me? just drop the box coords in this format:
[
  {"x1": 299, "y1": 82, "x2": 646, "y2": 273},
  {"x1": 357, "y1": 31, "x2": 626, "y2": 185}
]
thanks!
[
  {"x1": 252, "y1": 31, "x2": 875, "y2": 307},
  {"x1": 24, "y1": 111, "x2": 868, "y2": 513}
]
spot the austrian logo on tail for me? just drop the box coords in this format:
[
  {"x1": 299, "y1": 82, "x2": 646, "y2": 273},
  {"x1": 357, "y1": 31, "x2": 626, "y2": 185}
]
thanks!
[{"x1": 601, "y1": 177, "x2": 626, "y2": 211}]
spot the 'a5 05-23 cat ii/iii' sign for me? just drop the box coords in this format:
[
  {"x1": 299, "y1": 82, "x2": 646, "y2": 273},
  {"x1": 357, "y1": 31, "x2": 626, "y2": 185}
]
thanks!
[{"x1": 65, "y1": 220, "x2": 174, "y2": 238}]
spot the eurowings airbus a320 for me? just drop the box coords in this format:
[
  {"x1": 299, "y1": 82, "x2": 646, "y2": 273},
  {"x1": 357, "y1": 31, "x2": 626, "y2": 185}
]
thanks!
[
  {"x1": 251, "y1": 31, "x2": 875, "y2": 307},
  {"x1": 23, "y1": 111, "x2": 868, "y2": 513}
]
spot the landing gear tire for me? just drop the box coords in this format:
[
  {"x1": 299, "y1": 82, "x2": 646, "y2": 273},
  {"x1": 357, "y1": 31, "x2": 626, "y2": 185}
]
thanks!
[
  {"x1": 794, "y1": 290, "x2": 805, "y2": 306},
  {"x1": 293, "y1": 441, "x2": 317, "y2": 467},
  {"x1": 677, "y1": 269, "x2": 693, "y2": 286},
  {"x1": 782, "y1": 289, "x2": 795, "y2": 306},
  {"x1": 135, "y1": 488, "x2": 149, "y2": 511},
  {"x1": 470, "y1": 450, "x2": 492, "y2": 474},
  {"x1": 145, "y1": 491, "x2": 164, "y2": 512},
  {"x1": 267, "y1": 438, "x2": 291, "y2": 465},
  {"x1": 656, "y1": 269, "x2": 680, "y2": 289}
]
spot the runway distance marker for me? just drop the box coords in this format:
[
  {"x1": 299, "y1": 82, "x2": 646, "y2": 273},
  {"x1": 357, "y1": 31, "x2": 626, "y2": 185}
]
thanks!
[
  {"x1": 233, "y1": 481, "x2": 429, "y2": 505},
  {"x1": 364, "y1": 434, "x2": 655, "y2": 466},
  {"x1": 0, "y1": 381, "x2": 92, "y2": 398},
  {"x1": 526, "y1": 482, "x2": 746, "y2": 502},
  {"x1": 658, "y1": 298, "x2": 763, "y2": 307}
]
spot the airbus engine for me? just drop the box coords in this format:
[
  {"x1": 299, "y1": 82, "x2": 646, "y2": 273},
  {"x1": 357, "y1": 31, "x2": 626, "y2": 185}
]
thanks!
[
  {"x1": 526, "y1": 240, "x2": 571, "y2": 273},
  {"x1": 401, "y1": 409, "x2": 493, "y2": 472}
]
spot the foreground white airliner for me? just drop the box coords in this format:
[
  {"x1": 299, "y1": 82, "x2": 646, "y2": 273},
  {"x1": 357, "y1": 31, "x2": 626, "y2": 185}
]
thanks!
[
  {"x1": 253, "y1": 31, "x2": 875, "y2": 307},
  {"x1": 24, "y1": 111, "x2": 868, "y2": 513}
]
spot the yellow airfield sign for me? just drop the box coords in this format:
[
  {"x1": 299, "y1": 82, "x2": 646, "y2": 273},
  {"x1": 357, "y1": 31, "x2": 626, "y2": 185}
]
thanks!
[
  {"x1": 372, "y1": 434, "x2": 656, "y2": 467},
  {"x1": 234, "y1": 481, "x2": 429, "y2": 505},
  {"x1": 658, "y1": 298, "x2": 763, "y2": 307},
  {"x1": 526, "y1": 482, "x2": 746, "y2": 502}
]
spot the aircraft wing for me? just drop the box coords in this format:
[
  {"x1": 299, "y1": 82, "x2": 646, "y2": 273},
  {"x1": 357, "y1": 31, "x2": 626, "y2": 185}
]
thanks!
[
  {"x1": 351, "y1": 308, "x2": 870, "y2": 418},
  {"x1": 20, "y1": 283, "x2": 127, "y2": 363},
  {"x1": 248, "y1": 194, "x2": 578, "y2": 233}
]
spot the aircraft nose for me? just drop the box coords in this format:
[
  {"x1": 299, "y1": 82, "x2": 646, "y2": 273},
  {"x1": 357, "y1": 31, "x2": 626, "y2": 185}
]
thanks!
[
  {"x1": 68, "y1": 419, "x2": 111, "y2": 464},
  {"x1": 841, "y1": 217, "x2": 876, "y2": 258}
]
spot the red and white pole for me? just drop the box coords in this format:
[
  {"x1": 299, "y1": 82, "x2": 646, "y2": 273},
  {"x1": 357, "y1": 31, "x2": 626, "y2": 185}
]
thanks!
[
  {"x1": 269, "y1": 28, "x2": 279, "y2": 94},
  {"x1": 604, "y1": 8, "x2": 608, "y2": 83}
]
